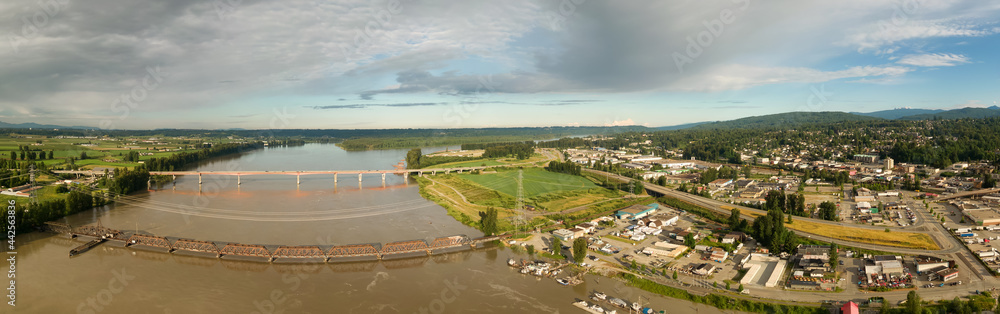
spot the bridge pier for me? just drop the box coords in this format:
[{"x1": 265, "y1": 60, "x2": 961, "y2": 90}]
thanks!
[
  {"x1": 198, "y1": 173, "x2": 202, "y2": 185},
  {"x1": 419, "y1": 171, "x2": 423, "y2": 177},
  {"x1": 237, "y1": 174, "x2": 241, "y2": 185},
  {"x1": 358, "y1": 173, "x2": 362, "y2": 182},
  {"x1": 147, "y1": 180, "x2": 151, "y2": 190},
  {"x1": 381, "y1": 173, "x2": 386, "y2": 183},
  {"x1": 297, "y1": 173, "x2": 301, "y2": 186},
  {"x1": 334, "y1": 173, "x2": 338, "y2": 183}
]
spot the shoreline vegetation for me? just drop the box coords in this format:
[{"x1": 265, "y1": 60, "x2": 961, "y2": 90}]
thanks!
[{"x1": 1, "y1": 141, "x2": 273, "y2": 239}]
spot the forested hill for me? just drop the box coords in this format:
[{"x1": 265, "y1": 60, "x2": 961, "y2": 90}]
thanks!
[
  {"x1": 898, "y1": 107, "x2": 1000, "y2": 120},
  {"x1": 689, "y1": 111, "x2": 881, "y2": 130}
]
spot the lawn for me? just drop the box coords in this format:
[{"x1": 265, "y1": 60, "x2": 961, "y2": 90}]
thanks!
[
  {"x1": 743, "y1": 211, "x2": 940, "y2": 250},
  {"x1": 458, "y1": 168, "x2": 597, "y2": 198}
]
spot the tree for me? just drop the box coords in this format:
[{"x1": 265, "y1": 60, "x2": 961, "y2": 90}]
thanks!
[
  {"x1": 572, "y1": 237, "x2": 587, "y2": 264},
  {"x1": 79, "y1": 151, "x2": 88, "y2": 160},
  {"x1": 818, "y1": 201, "x2": 838, "y2": 221},
  {"x1": 405, "y1": 148, "x2": 422, "y2": 169},
  {"x1": 551, "y1": 237, "x2": 562, "y2": 254},
  {"x1": 906, "y1": 291, "x2": 921, "y2": 314},
  {"x1": 684, "y1": 233, "x2": 696, "y2": 248},
  {"x1": 880, "y1": 299, "x2": 890, "y2": 314},
  {"x1": 632, "y1": 180, "x2": 644, "y2": 195},
  {"x1": 828, "y1": 243, "x2": 839, "y2": 270},
  {"x1": 478, "y1": 208, "x2": 498, "y2": 236},
  {"x1": 672, "y1": 270, "x2": 678, "y2": 280},
  {"x1": 8, "y1": 151, "x2": 14, "y2": 160},
  {"x1": 526, "y1": 245, "x2": 535, "y2": 255},
  {"x1": 725, "y1": 281, "x2": 731, "y2": 290},
  {"x1": 47, "y1": 150, "x2": 53, "y2": 159},
  {"x1": 728, "y1": 208, "x2": 741, "y2": 230},
  {"x1": 738, "y1": 284, "x2": 743, "y2": 292}
]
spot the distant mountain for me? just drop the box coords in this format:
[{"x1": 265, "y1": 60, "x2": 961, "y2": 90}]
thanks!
[
  {"x1": 898, "y1": 107, "x2": 1000, "y2": 120},
  {"x1": 689, "y1": 111, "x2": 881, "y2": 130},
  {"x1": 0, "y1": 121, "x2": 91, "y2": 129},
  {"x1": 852, "y1": 108, "x2": 943, "y2": 120},
  {"x1": 655, "y1": 121, "x2": 709, "y2": 130}
]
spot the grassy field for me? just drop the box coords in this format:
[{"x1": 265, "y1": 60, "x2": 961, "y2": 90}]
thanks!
[
  {"x1": 743, "y1": 211, "x2": 940, "y2": 250},
  {"x1": 459, "y1": 168, "x2": 597, "y2": 198}
]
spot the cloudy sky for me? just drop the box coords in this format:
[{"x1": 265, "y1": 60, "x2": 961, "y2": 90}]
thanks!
[{"x1": 2, "y1": 0, "x2": 999, "y2": 129}]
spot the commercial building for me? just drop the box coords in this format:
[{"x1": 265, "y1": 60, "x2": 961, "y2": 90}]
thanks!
[
  {"x1": 963, "y1": 208, "x2": 1000, "y2": 226},
  {"x1": 615, "y1": 203, "x2": 659, "y2": 220},
  {"x1": 915, "y1": 256, "x2": 952, "y2": 273},
  {"x1": 936, "y1": 268, "x2": 959, "y2": 282},
  {"x1": 552, "y1": 229, "x2": 575, "y2": 241}
]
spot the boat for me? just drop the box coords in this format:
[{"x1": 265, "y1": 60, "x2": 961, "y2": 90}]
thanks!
[
  {"x1": 593, "y1": 291, "x2": 607, "y2": 300},
  {"x1": 508, "y1": 258, "x2": 517, "y2": 266},
  {"x1": 556, "y1": 278, "x2": 570, "y2": 285},
  {"x1": 608, "y1": 298, "x2": 628, "y2": 308},
  {"x1": 588, "y1": 304, "x2": 605, "y2": 313},
  {"x1": 631, "y1": 302, "x2": 641, "y2": 311}
]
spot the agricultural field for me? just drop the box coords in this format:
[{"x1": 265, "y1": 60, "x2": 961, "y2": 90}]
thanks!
[
  {"x1": 742, "y1": 210, "x2": 940, "y2": 250},
  {"x1": 2, "y1": 134, "x2": 226, "y2": 170},
  {"x1": 458, "y1": 167, "x2": 597, "y2": 198}
]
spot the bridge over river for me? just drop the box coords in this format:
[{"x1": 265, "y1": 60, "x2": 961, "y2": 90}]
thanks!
[
  {"x1": 53, "y1": 166, "x2": 497, "y2": 187},
  {"x1": 45, "y1": 222, "x2": 507, "y2": 262}
]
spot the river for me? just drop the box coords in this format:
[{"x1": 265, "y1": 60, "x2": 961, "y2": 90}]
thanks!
[{"x1": 14, "y1": 144, "x2": 737, "y2": 313}]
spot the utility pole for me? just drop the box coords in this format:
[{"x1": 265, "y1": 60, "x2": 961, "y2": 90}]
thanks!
[{"x1": 29, "y1": 164, "x2": 37, "y2": 202}]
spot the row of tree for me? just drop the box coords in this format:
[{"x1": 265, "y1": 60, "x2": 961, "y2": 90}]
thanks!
[
  {"x1": 482, "y1": 143, "x2": 534, "y2": 159},
  {"x1": 143, "y1": 142, "x2": 263, "y2": 171},
  {"x1": 8, "y1": 150, "x2": 55, "y2": 161},
  {"x1": 544, "y1": 160, "x2": 582, "y2": 175}
]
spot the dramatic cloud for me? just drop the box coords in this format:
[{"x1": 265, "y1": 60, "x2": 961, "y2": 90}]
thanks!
[{"x1": 1, "y1": 0, "x2": 998, "y2": 128}]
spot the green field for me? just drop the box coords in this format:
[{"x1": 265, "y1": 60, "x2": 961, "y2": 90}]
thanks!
[
  {"x1": 458, "y1": 168, "x2": 596, "y2": 198},
  {"x1": 426, "y1": 160, "x2": 506, "y2": 168}
]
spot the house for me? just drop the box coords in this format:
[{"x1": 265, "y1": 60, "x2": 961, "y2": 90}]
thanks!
[
  {"x1": 694, "y1": 245, "x2": 711, "y2": 252},
  {"x1": 569, "y1": 227, "x2": 586, "y2": 239},
  {"x1": 615, "y1": 203, "x2": 659, "y2": 220},
  {"x1": 708, "y1": 179, "x2": 734, "y2": 190},
  {"x1": 721, "y1": 232, "x2": 747, "y2": 244},
  {"x1": 552, "y1": 229, "x2": 575, "y2": 241},
  {"x1": 710, "y1": 248, "x2": 729, "y2": 262}
]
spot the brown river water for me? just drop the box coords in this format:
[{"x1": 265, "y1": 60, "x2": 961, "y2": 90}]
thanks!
[{"x1": 12, "y1": 144, "x2": 735, "y2": 313}]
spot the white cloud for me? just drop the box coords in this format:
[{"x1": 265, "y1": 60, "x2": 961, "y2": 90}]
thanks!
[
  {"x1": 896, "y1": 53, "x2": 970, "y2": 67},
  {"x1": 846, "y1": 20, "x2": 999, "y2": 53},
  {"x1": 668, "y1": 64, "x2": 912, "y2": 92},
  {"x1": 604, "y1": 118, "x2": 636, "y2": 126}
]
